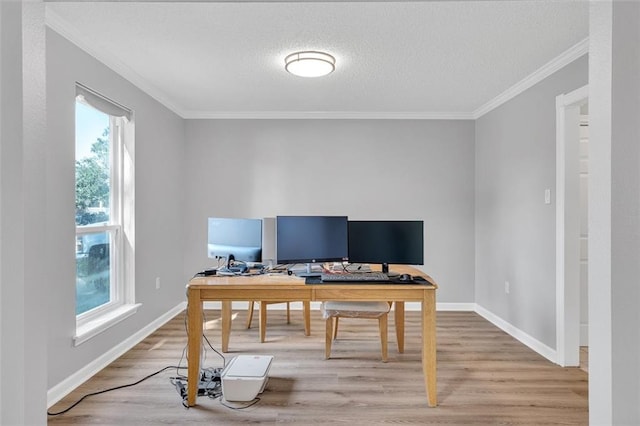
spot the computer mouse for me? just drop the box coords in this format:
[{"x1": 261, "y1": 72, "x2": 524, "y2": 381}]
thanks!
[{"x1": 399, "y1": 274, "x2": 412, "y2": 281}]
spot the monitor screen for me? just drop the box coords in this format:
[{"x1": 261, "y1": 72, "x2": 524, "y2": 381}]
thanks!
[
  {"x1": 276, "y1": 216, "x2": 349, "y2": 265},
  {"x1": 207, "y1": 217, "x2": 262, "y2": 262},
  {"x1": 348, "y1": 220, "x2": 424, "y2": 273}
]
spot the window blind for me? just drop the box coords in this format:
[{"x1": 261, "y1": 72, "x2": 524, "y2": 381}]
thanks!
[{"x1": 75, "y1": 82, "x2": 133, "y2": 122}]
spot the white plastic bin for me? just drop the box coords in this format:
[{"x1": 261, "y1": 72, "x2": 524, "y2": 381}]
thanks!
[{"x1": 221, "y1": 355, "x2": 274, "y2": 401}]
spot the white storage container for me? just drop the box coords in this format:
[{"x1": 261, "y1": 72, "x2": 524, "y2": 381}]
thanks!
[{"x1": 221, "y1": 355, "x2": 274, "y2": 401}]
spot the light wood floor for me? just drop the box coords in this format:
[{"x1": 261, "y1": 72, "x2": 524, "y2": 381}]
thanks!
[{"x1": 48, "y1": 310, "x2": 588, "y2": 425}]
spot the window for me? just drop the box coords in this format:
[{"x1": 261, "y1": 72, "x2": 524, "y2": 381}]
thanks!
[{"x1": 74, "y1": 83, "x2": 137, "y2": 344}]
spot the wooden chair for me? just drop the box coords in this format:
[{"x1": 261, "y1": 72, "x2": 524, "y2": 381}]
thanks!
[
  {"x1": 321, "y1": 301, "x2": 392, "y2": 362},
  {"x1": 246, "y1": 301, "x2": 311, "y2": 342}
]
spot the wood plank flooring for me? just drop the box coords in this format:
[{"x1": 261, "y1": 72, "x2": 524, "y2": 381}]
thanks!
[{"x1": 48, "y1": 310, "x2": 588, "y2": 425}]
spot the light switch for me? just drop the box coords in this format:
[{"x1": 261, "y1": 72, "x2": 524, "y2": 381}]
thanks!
[{"x1": 544, "y1": 189, "x2": 551, "y2": 204}]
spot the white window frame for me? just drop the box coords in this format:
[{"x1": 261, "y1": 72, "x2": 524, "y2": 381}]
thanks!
[{"x1": 74, "y1": 84, "x2": 138, "y2": 345}]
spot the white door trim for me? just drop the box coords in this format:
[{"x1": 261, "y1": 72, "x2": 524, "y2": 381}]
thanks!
[{"x1": 555, "y1": 84, "x2": 588, "y2": 367}]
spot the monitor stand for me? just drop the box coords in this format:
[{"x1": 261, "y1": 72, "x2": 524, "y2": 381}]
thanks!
[
  {"x1": 294, "y1": 263, "x2": 322, "y2": 278},
  {"x1": 381, "y1": 263, "x2": 400, "y2": 277}
]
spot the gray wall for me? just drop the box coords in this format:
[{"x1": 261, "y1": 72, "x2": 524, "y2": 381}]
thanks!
[
  {"x1": 474, "y1": 55, "x2": 588, "y2": 349},
  {"x1": 608, "y1": 4, "x2": 640, "y2": 423},
  {"x1": 1, "y1": 2, "x2": 48, "y2": 424},
  {"x1": 46, "y1": 29, "x2": 187, "y2": 389},
  {"x1": 589, "y1": 2, "x2": 640, "y2": 424},
  {"x1": 184, "y1": 119, "x2": 476, "y2": 303}
]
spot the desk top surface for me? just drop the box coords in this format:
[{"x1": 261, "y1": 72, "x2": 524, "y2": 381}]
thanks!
[{"x1": 187, "y1": 265, "x2": 437, "y2": 290}]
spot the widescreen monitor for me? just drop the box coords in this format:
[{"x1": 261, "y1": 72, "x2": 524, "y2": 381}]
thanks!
[
  {"x1": 207, "y1": 217, "x2": 262, "y2": 263},
  {"x1": 348, "y1": 220, "x2": 424, "y2": 274},
  {"x1": 276, "y1": 216, "x2": 349, "y2": 273}
]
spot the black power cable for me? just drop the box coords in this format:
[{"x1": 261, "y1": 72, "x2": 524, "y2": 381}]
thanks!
[
  {"x1": 50, "y1": 307, "x2": 260, "y2": 416},
  {"x1": 47, "y1": 365, "x2": 186, "y2": 416}
]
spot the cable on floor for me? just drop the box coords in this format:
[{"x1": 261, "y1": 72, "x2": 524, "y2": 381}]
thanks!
[{"x1": 47, "y1": 365, "x2": 187, "y2": 416}]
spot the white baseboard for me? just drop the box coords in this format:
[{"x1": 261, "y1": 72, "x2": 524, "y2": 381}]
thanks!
[
  {"x1": 47, "y1": 301, "x2": 187, "y2": 408},
  {"x1": 475, "y1": 303, "x2": 557, "y2": 363},
  {"x1": 436, "y1": 302, "x2": 476, "y2": 311}
]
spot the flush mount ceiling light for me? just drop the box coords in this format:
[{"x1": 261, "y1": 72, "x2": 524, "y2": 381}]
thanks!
[{"x1": 284, "y1": 51, "x2": 336, "y2": 78}]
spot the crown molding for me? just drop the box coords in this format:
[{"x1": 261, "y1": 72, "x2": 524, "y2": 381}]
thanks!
[
  {"x1": 472, "y1": 37, "x2": 589, "y2": 119},
  {"x1": 182, "y1": 110, "x2": 475, "y2": 120},
  {"x1": 46, "y1": 9, "x2": 588, "y2": 122},
  {"x1": 47, "y1": 10, "x2": 469, "y2": 120},
  {"x1": 46, "y1": 9, "x2": 188, "y2": 117}
]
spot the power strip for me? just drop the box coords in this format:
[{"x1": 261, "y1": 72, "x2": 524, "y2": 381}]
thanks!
[
  {"x1": 199, "y1": 369, "x2": 222, "y2": 394},
  {"x1": 173, "y1": 368, "x2": 223, "y2": 401},
  {"x1": 200, "y1": 367, "x2": 222, "y2": 381}
]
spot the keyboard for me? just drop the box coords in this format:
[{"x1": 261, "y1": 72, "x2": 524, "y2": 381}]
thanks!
[{"x1": 320, "y1": 272, "x2": 390, "y2": 282}]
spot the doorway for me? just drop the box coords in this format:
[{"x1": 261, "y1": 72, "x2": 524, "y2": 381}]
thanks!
[{"x1": 555, "y1": 85, "x2": 588, "y2": 367}]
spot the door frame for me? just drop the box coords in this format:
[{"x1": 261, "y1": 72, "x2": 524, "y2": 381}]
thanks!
[{"x1": 555, "y1": 84, "x2": 588, "y2": 367}]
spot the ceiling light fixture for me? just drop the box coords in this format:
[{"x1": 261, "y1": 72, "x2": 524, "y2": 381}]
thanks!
[{"x1": 285, "y1": 51, "x2": 336, "y2": 78}]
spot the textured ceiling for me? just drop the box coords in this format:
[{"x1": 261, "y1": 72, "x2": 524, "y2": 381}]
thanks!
[{"x1": 46, "y1": 1, "x2": 589, "y2": 119}]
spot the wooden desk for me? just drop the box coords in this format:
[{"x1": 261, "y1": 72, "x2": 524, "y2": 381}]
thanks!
[{"x1": 186, "y1": 265, "x2": 438, "y2": 407}]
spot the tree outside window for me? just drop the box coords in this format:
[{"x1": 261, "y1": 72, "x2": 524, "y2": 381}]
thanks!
[
  {"x1": 76, "y1": 128, "x2": 110, "y2": 225},
  {"x1": 75, "y1": 101, "x2": 114, "y2": 315}
]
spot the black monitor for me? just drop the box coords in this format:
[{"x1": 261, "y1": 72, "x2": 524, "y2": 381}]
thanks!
[
  {"x1": 348, "y1": 220, "x2": 424, "y2": 274},
  {"x1": 207, "y1": 217, "x2": 262, "y2": 264},
  {"x1": 276, "y1": 216, "x2": 349, "y2": 276}
]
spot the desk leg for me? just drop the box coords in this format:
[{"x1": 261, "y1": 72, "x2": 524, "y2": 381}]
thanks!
[
  {"x1": 222, "y1": 301, "x2": 232, "y2": 353},
  {"x1": 303, "y1": 301, "x2": 311, "y2": 336},
  {"x1": 187, "y1": 289, "x2": 202, "y2": 407},
  {"x1": 394, "y1": 301, "x2": 405, "y2": 353},
  {"x1": 259, "y1": 302, "x2": 267, "y2": 343},
  {"x1": 422, "y1": 290, "x2": 437, "y2": 407}
]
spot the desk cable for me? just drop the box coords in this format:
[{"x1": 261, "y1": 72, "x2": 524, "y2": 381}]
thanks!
[{"x1": 47, "y1": 364, "x2": 188, "y2": 416}]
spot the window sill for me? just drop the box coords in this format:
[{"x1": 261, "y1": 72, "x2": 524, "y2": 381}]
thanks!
[{"x1": 74, "y1": 303, "x2": 142, "y2": 346}]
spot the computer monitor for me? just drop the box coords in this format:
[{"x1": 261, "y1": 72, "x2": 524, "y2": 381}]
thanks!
[
  {"x1": 348, "y1": 220, "x2": 424, "y2": 274},
  {"x1": 207, "y1": 217, "x2": 262, "y2": 265},
  {"x1": 276, "y1": 215, "x2": 349, "y2": 276}
]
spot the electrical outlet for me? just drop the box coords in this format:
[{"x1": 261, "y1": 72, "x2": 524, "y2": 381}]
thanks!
[
  {"x1": 505, "y1": 281, "x2": 510, "y2": 294},
  {"x1": 155, "y1": 277, "x2": 161, "y2": 290}
]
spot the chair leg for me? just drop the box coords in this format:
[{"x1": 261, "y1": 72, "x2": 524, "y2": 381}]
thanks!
[
  {"x1": 325, "y1": 317, "x2": 334, "y2": 359},
  {"x1": 250, "y1": 301, "x2": 309, "y2": 338},
  {"x1": 246, "y1": 301, "x2": 255, "y2": 329},
  {"x1": 332, "y1": 317, "x2": 339, "y2": 340},
  {"x1": 303, "y1": 301, "x2": 311, "y2": 336},
  {"x1": 379, "y1": 314, "x2": 388, "y2": 363}
]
